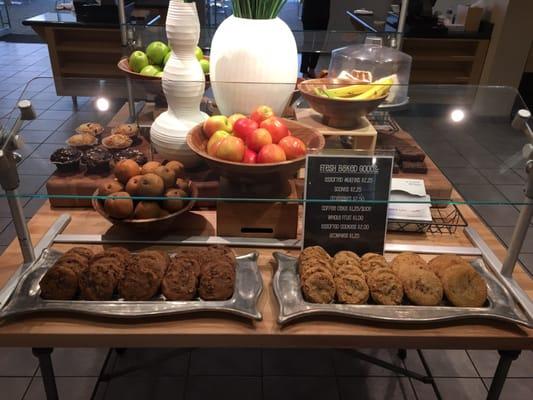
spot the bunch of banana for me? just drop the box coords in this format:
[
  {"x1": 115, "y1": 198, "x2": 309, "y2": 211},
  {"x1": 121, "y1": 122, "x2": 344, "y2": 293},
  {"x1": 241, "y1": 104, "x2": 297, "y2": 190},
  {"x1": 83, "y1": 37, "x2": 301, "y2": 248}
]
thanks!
[{"x1": 314, "y1": 75, "x2": 395, "y2": 101}]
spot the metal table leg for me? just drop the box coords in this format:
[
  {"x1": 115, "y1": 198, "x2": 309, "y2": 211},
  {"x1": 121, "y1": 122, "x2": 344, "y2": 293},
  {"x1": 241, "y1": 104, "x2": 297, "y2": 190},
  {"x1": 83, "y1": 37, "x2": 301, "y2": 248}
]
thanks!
[
  {"x1": 32, "y1": 348, "x2": 58, "y2": 400},
  {"x1": 486, "y1": 350, "x2": 521, "y2": 400}
]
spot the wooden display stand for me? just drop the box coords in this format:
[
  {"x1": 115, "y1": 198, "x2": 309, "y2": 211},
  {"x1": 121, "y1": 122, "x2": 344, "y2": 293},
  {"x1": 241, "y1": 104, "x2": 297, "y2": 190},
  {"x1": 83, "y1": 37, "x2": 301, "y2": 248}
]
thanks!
[
  {"x1": 295, "y1": 108, "x2": 377, "y2": 151},
  {"x1": 216, "y1": 178, "x2": 299, "y2": 239}
]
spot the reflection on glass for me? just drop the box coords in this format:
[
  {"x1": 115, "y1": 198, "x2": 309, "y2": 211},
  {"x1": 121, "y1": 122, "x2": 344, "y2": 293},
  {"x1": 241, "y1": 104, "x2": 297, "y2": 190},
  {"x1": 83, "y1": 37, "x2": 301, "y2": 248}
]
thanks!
[
  {"x1": 96, "y1": 98, "x2": 110, "y2": 112},
  {"x1": 450, "y1": 109, "x2": 465, "y2": 123}
]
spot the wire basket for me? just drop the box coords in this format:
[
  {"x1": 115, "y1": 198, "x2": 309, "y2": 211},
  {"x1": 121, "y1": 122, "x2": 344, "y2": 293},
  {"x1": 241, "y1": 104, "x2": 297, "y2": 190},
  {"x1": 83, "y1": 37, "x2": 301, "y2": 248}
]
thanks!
[
  {"x1": 368, "y1": 111, "x2": 400, "y2": 134},
  {"x1": 388, "y1": 204, "x2": 468, "y2": 234}
]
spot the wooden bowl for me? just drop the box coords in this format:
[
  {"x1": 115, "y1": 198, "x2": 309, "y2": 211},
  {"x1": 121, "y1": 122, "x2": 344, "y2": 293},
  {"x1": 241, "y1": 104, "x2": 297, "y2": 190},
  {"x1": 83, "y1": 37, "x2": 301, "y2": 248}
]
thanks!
[
  {"x1": 92, "y1": 181, "x2": 198, "y2": 233},
  {"x1": 117, "y1": 57, "x2": 211, "y2": 88},
  {"x1": 298, "y1": 78, "x2": 387, "y2": 129},
  {"x1": 186, "y1": 119, "x2": 324, "y2": 183}
]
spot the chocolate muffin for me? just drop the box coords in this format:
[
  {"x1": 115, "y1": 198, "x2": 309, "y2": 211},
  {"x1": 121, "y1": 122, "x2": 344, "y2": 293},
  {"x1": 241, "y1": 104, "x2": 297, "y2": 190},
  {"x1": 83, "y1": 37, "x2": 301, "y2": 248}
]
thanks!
[
  {"x1": 161, "y1": 259, "x2": 198, "y2": 301},
  {"x1": 83, "y1": 147, "x2": 113, "y2": 173},
  {"x1": 79, "y1": 263, "x2": 117, "y2": 301},
  {"x1": 118, "y1": 258, "x2": 161, "y2": 301},
  {"x1": 50, "y1": 147, "x2": 82, "y2": 172},
  {"x1": 39, "y1": 265, "x2": 79, "y2": 300},
  {"x1": 198, "y1": 262, "x2": 235, "y2": 301},
  {"x1": 113, "y1": 148, "x2": 148, "y2": 166}
]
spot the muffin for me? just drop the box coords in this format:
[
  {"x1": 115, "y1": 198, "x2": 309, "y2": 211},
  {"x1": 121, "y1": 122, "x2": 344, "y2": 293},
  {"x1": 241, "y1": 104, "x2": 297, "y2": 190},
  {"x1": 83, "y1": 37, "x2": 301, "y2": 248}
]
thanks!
[
  {"x1": 113, "y1": 148, "x2": 148, "y2": 166},
  {"x1": 50, "y1": 147, "x2": 83, "y2": 172},
  {"x1": 66, "y1": 133, "x2": 97, "y2": 149},
  {"x1": 102, "y1": 134, "x2": 132, "y2": 151},
  {"x1": 76, "y1": 122, "x2": 104, "y2": 137},
  {"x1": 111, "y1": 123, "x2": 139, "y2": 140},
  {"x1": 83, "y1": 147, "x2": 113, "y2": 173}
]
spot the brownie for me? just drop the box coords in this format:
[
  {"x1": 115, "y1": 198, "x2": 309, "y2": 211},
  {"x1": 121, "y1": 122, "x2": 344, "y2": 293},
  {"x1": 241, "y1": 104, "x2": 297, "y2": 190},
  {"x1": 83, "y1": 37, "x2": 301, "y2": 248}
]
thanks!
[
  {"x1": 401, "y1": 161, "x2": 427, "y2": 174},
  {"x1": 396, "y1": 145, "x2": 425, "y2": 162}
]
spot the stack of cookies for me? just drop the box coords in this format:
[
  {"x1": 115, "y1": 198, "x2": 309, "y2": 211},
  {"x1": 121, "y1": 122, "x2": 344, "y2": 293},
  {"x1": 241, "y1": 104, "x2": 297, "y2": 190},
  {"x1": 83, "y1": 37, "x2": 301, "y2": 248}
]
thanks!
[{"x1": 39, "y1": 245, "x2": 237, "y2": 302}]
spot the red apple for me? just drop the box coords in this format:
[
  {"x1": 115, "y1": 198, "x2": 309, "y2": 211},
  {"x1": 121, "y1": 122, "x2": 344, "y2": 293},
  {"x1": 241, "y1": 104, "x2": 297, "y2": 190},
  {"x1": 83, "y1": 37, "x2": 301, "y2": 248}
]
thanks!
[
  {"x1": 207, "y1": 130, "x2": 231, "y2": 156},
  {"x1": 202, "y1": 115, "x2": 231, "y2": 138},
  {"x1": 232, "y1": 118, "x2": 258, "y2": 142},
  {"x1": 215, "y1": 136, "x2": 245, "y2": 162},
  {"x1": 250, "y1": 105, "x2": 274, "y2": 124},
  {"x1": 247, "y1": 128, "x2": 272, "y2": 152},
  {"x1": 257, "y1": 144, "x2": 286, "y2": 163},
  {"x1": 228, "y1": 113, "x2": 246, "y2": 128},
  {"x1": 260, "y1": 117, "x2": 289, "y2": 144},
  {"x1": 278, "y1": 136, "x2": 307, "y2": 160},
  {"x1": 242, "y1": 147, "x2": 257, "y2": 164}
]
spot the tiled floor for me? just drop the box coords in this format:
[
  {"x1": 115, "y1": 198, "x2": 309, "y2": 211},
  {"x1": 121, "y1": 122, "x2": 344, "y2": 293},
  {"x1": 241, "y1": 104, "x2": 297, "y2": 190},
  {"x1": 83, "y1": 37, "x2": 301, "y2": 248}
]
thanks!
[{"x1": 1, "y1": 42, "x2": 533, "y2": 400}]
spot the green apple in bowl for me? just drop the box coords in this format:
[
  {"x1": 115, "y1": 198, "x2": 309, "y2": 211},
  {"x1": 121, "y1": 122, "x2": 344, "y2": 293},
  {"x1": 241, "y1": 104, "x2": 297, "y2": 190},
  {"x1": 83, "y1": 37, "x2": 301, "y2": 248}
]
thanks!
[
  {"x1": 163, "y1": 51, "x2": 171, "y2": 66},
  {"x1": 140, "y1": 65, "x2": 162, "y2": 77},
  {"x1": 129, "y1": 50, "x2": 149, "y2": 73},
  {"x1": 195, "y1": 46, "x2": 203, "y2": 61},
  {"x1": 199, "y1": 58, "x2": 210, "y2": 74},
  {"x1": 146, "y1": 41, "x2": 170, "y2": 65}
]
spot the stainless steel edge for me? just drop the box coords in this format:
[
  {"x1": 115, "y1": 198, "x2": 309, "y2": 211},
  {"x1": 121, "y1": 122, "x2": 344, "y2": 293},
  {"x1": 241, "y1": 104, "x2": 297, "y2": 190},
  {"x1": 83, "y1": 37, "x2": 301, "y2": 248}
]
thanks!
[
  {"x1": 0, "y1": 250, "x2": 263, "y2": 321},
  {"x1": 465, "y1": 227, "x2": 533, "y2": 322},
  {"x1": 272, "y1": 251, "x2": 533, "y2": 327},
  {"x1": 53, "y1": 234, "x2": 303, "y2": 249},
  {"x1": 0, "y1": 214, "x2": 71, "y2": 311}
]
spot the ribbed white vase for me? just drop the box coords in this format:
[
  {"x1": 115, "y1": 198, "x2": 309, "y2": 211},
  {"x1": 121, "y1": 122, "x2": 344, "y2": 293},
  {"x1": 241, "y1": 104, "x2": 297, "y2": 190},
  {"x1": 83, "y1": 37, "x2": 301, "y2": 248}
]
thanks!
[
  {"x1": 210, "y1": 16, "x2": 298, "y2": 116},
  {"x1": 150, "y1": 0, "x2": 207, "y2": 167}
]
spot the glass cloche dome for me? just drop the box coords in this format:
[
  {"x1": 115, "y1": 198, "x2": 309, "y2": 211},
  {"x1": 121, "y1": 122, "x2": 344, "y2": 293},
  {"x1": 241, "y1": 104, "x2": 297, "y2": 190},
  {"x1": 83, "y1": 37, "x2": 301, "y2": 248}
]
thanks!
[{"x1": 328, "y1": 42, "x2": 412, "y2": 107}]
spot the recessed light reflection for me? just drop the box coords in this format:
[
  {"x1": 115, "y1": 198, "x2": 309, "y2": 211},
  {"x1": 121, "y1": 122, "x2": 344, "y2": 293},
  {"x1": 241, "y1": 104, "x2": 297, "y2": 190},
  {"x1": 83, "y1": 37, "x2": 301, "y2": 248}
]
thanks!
[
  {"x1": 96, "y1": 97, "x2": 110, "y2": 112},
  {"x1": 450, "y1": 109, "x2": 465, "y2": 123}
]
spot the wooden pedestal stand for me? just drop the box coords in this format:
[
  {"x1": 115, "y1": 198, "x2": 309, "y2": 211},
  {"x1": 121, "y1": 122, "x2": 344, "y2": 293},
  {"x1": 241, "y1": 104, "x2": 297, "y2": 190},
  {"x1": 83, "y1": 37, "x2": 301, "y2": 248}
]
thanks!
[
  {"x1": 216, "y1": 177, "x2": 299, "y2": 239},
  {"x1": 295, "y1": 108, "x2": 377, "y2": 151}
]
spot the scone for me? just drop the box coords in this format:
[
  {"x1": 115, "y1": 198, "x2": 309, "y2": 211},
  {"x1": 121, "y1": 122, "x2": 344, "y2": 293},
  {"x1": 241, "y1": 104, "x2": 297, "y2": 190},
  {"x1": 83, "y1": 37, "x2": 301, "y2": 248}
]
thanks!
[
  {"x1": 301, "y1": 271, "x2": 335, "y2": 303},
  {"x1": 367, "y1": 271, "x2": 403, "y2": 305},
  {"x1": 441, "y1": 264, "x2": 487, "y2": 307},
  {"x1": 428, "y1": 254, "x2": 470, "y2": 279},
  {"x1": 335, "y1": 273, "x2": 369, "y2": 304},
  {"x1": 39, "y1": 265, "x2": 79, "y2": 300},
  {"x1": 402, "y1": 268, "x2": 443, "y2": 306}
]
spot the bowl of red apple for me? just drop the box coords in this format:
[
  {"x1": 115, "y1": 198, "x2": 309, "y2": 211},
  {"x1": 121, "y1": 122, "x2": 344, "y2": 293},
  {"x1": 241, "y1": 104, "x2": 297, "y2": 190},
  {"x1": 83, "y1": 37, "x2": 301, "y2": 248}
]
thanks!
[{"x1": 187, "y1": 106, "x2": 325, "y2": 182}]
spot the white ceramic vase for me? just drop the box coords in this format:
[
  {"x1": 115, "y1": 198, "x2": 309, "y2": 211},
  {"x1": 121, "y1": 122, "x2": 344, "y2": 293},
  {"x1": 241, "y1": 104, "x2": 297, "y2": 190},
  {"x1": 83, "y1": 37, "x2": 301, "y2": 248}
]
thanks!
[
  {"x1": 150, "y1": 0, "x2": 207, "y2": 167},
  {"x1": 210, "y1": 15, "x2": 298, "y2": 116}
]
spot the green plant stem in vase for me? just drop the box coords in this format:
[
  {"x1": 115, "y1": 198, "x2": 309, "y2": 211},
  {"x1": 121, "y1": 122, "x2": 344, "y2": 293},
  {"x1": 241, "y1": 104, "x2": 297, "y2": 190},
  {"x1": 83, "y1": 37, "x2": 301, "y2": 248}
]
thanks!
[{"x1": 232, "y1": 0, "x2": 288, "y2": 19}]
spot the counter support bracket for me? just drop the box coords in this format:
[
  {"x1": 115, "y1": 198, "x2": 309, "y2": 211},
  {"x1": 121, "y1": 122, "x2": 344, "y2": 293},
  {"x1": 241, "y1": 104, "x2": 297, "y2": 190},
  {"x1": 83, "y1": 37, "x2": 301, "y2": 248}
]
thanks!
[
  {"x1": 32, "y1": 348, "x2": 58, "y2": 400},
  {"x1": 487, "y1": 350, "x2": 521, "y2": 400}
]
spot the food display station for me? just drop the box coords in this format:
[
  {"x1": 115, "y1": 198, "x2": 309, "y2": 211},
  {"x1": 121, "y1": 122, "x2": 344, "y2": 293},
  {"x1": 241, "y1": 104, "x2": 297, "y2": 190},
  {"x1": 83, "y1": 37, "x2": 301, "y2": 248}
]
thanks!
[{"x1": 2, "y1": 3, "x2": 533, "y2": 400}]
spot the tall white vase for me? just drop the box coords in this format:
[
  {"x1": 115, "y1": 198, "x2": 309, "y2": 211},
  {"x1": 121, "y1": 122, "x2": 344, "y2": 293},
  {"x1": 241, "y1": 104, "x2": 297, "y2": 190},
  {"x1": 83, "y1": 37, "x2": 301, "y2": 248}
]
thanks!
[
  {"x1": 210, "y1": 16, "x2": 298, "y2": 116},
  {"x1": 150, "y1": 0, "x2": 207, "y2": 167}
]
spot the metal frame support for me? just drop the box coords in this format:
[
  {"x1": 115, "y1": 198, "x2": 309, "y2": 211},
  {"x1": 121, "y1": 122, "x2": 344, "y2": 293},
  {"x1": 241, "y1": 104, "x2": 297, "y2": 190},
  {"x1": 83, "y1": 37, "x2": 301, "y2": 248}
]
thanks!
[
  {"x1": 118, "y1": 0, "x2": 136, "y2": 121},
  {"x1": 32, "y1": 348, "x2": 58, "y2": 400},
  {"x1": 397, "y1": 0, "x2": 409, "y2": 49},
  {"x1": 487, "y1": 350, "x2": 521, "y2": 400}
]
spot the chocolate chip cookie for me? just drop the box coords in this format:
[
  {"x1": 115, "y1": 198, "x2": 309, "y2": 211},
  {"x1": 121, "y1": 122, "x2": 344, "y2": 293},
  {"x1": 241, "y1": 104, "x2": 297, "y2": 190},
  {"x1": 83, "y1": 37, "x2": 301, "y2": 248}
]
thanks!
[
  {"x1": 299, "y1": 246, "x2": 331, "y2": 264},
  {"x1": 360, "y1": 253, "x2": 390, "y2": 274},
  {"x1": 402, "y1": 268, "x2": 443, "y2": 306},
  {"x1": 299, "y1": 257, "x2": 334, "y2": 277},
  {"x1": 333, "y1": 250, "x2": 361, "y2": 265},
  {"x1": 162, "y1": 259, "x2": 198, "y2": 301},
  {"x1": 198, "y1": 262, "x2": 235, "y2": 300},
  {"x1": 65, "y1": 247, "x2": 94, "y2": 263},
  {"x1": 335, "y1": 273, "x2": 369, "y2": 304},
  {"x1": 39, "y1": 265, "x2": 79, "y2": 300},
  {"x1": 301, "y1": 271, "x2": 336, "y2": 304},
  {"x1": 391, "y1": 252, "x2": 428, "y2": 280},
  {"x1": 428, "y1": 254, "x2": 470, "y2": 279},
  {"x1": 367, "y1": 271, "x2": 404, "y2": 305},
  {"x1": 441, "y1": 264, "x2": 487, "y2": 307},
  {"x1": 118, "y1": 258, "x2": 161, "y2": 301},
  {"x1": 79, "y1": 263, "x2": 117, "y2": 301}
]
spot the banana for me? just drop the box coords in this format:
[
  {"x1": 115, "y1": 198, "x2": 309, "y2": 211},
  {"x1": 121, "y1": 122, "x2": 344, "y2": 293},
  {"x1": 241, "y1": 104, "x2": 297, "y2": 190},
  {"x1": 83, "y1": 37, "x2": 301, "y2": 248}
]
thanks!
[
  {"x1": 350, "y1": 77, "x2": 393, "y2": 100},
  {"x1": 323, "y1": 83, "x2": 370, "y2": 98}
]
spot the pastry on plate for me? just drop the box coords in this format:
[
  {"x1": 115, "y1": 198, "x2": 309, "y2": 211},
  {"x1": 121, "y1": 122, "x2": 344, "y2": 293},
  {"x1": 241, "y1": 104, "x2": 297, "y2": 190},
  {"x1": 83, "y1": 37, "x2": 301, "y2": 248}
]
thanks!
[
  {"x1": 67, "y1": 133, "x2": 98, "y2": 149},
  {"x1": 111, "y1": 123, "x2": 139, "y2": 139},
  {"x1": 76, "y1": 122, "x2": 104, "y2": 137},
  {"x1": 102, "y1": 134, "x2": 133, "y2": 151}
]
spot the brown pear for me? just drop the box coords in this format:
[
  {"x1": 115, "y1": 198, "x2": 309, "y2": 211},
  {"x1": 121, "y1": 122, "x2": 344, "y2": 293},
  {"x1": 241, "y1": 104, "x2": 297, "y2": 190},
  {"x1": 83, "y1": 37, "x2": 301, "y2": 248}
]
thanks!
[
  {"x1": 104, "y1": 191, "x2": 133, "y2": 219},
  {"x1": 153, "y1": 166, "x2": 176, "y2": 189},
  {"x1": 163, "y1": 188, "x2": 188, "y2": 213},
  {"x1": 125, "y1": 175, "x2": 143, "y2": 197},
  {"x1": 159, "y1": 209, "x2": 170, "y2": 218},
  {"x1": 133, "y1": 201, "x2": 162, "y2": 219},
  {"x1": 165, "y1": 160, "x2": 185, "y2": 178},
  {"x1": 114, "y1": 159, "x2": 141, "y2": 184},
  {"x1": 98, "y1": 181, "x2": 124, "y2": 197},
  {"x1": 141, "y1": 161, "x2": 161, "y2": 175},
  {"x1": 137, "y1": 173, "x2": 165, "y2": 197},
  {"x1": 175, "y1": 178, "x2": 190, "y2": 192}
]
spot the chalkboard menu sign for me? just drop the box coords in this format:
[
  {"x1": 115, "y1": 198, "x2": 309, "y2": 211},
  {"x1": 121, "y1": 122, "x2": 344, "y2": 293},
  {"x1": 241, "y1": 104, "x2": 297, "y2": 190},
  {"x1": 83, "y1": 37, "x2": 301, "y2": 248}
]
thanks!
[{"x1": 303, "y1": 152, "x2": 394, "y2": 256}]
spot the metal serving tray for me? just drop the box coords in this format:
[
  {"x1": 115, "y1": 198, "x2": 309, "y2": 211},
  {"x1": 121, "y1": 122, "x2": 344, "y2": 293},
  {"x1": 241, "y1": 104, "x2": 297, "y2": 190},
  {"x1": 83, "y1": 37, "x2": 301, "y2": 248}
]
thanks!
[
  {"x1": 272, "y1": 252, "x2": 533, "y2": 327},
  {"x1": 0, "y1": 249, "x2": 263, "y2": 321}
]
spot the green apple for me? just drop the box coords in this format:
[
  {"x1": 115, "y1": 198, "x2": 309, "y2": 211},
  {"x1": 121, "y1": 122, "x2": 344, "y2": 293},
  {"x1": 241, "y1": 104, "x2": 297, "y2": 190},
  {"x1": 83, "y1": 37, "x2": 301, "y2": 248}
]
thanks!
[
  {"x1": 146, "y1": 41, "x2": 170, "y2": 65},
  {"x1": 140, "y1": 65, "x2": 161, "y2": 77},
  {"x1": 199, "y1": 58, "x2": 210, "y2": 74},
  {"x1": 163, "y1": 51, "x2": 171, "y2": 66},
  {"x1": 195, "y1": 46, "x2": 203, "y2": 61},
  {"x1": 155, "y1": 71, "x2": 164, "y2": 78},
  {"x1": 129, "y1": 50, "x2": 149, "y2": 73}
]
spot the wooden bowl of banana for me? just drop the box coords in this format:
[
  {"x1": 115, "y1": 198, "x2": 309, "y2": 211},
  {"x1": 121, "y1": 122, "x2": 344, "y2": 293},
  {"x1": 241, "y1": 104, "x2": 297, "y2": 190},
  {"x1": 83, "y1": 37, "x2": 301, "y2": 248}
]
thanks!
[{"x1": 298, "y1": 77, "x2": 392, "y2": 129}]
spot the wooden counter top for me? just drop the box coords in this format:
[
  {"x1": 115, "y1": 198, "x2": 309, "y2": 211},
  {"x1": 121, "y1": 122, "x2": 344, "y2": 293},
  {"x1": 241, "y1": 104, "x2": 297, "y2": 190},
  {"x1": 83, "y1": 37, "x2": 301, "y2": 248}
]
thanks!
[{"x1": 0, "y1": 196, "x2": 531, "y2": 350}]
